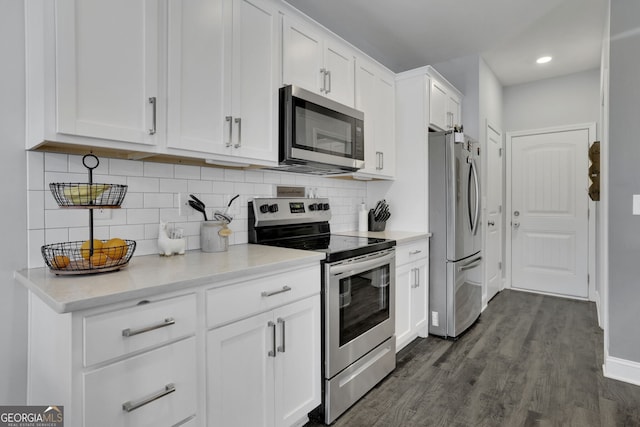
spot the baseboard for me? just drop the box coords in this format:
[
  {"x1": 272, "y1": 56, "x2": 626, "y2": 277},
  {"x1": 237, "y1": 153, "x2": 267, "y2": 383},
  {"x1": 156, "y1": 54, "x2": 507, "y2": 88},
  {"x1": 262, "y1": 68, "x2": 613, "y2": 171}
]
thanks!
[
  {"x1": 603, "y1": 355, "x2": 640, "y2": 387},
  {"x1": 594, "y1": 290, "x2": 603, "y2": 329}
]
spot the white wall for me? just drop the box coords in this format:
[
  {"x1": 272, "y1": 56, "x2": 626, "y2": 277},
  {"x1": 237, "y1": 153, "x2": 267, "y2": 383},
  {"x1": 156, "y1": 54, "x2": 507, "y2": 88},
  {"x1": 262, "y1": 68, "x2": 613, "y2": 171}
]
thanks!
[
  {"x1": 503, "y1": 68, "x2": 601, "y2": 132},
  {"x1": 0, "y1": 0, "x2": 28, "y2": 404}
]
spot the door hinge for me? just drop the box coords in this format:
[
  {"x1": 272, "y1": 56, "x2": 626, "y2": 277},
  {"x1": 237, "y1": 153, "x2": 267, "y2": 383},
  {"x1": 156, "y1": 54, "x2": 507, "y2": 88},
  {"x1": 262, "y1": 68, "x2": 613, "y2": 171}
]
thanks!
[
  {"x1": 498, "y1": 205, "x2": 502, "y2": 213},
  {"x1": 499, "y1": 148, "x2": 503, "y2": 157},
  {"x1": 587, "y1": 274, "x2": 590, "y2": 284},
  {"x1": 498, "y1": 262, "x2": 502, "y2": 270},
  {"x1": 588, "y1": 208, "x2": 590, "y2": 219}
]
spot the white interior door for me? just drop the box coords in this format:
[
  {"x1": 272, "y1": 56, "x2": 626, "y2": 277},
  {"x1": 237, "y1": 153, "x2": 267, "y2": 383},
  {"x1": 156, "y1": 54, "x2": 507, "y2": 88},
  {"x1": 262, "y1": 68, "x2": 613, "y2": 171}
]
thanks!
[
  {"x1": 510, "y1": 128, "x2": 589, "y2": 298},
  {"x1": 485, "y1": 123, "x2": 503, "y2": 303}
]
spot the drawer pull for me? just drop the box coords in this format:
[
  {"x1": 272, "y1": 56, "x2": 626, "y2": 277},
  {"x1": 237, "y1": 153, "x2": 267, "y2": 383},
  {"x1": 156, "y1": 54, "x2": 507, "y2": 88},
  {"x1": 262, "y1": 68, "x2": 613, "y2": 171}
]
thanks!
[
  {"x1": 261, "y1": 286, "x2": 292, "y2": 298},
  {"x1": 122, "y1": 383, "x2": 176, "y2": 413},
  {"x1": 122, "y1": 317, "x2": 176, "y2": 337},
  {"x1": 409, "y1": 250, "x2": 422, "y2": 255}
]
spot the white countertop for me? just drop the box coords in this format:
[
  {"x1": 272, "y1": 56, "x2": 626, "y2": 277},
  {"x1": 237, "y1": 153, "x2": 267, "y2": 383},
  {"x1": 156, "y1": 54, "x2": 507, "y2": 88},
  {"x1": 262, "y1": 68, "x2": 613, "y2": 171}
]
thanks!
[
  {"x1": 336, "y1": 230, "x2": 431, "y2": 244},
  {"x1": 15, "y1": 244, "x2": 325, "y2": 314}
]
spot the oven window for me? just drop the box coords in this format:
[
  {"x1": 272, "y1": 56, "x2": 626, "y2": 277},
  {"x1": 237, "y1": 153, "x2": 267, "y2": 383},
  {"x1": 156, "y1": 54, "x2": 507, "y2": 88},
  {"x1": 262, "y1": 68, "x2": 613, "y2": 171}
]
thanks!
[
  {"x1": 339, "y1": 264, "x2": 390, "y2": 346},
  {"x1": 293, "y1": 99, "x2": 354, "y2": 158}
]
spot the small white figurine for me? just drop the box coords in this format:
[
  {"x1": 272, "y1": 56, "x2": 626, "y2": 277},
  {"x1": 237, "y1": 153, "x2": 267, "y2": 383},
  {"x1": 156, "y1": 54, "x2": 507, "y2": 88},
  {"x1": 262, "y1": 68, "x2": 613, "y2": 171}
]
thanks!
[{"x1": 158, "y1": 221, "x2": 186, "y2": 256}]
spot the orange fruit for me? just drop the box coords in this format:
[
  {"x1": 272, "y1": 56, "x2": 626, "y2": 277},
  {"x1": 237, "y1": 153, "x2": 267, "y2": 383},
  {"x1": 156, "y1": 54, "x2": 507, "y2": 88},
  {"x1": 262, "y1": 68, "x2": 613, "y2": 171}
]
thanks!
[
  {"x1": 103, "y1": 238, "x2": 127, "y2": 260},
  {"x1": 90, "y1": 252, "x2": 108, "y2": 266},
  {"x1": 53, "y1": 255, "x2": 70, "y2": 269},
  {"x1": 80, "y1": 239, "x2": 104, "y2": 260}
]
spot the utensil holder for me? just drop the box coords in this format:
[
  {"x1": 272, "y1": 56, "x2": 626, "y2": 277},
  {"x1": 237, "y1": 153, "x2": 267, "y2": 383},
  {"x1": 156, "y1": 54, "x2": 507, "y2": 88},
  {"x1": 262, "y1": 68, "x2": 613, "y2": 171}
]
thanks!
[
  {"x1": 368, "y1": 210, "x2": 387, "y2": 232},
  {"x1": 200, "y1": 221, "x2": 229, "y2": 253}
]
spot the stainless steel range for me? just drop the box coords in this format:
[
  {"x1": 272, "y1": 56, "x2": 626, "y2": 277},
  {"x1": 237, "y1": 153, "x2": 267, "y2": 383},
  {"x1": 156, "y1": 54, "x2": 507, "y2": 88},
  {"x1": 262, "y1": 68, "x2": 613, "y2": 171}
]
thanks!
[{"x1": 249, "y1": 197, "x2": 396, "y2": 424}]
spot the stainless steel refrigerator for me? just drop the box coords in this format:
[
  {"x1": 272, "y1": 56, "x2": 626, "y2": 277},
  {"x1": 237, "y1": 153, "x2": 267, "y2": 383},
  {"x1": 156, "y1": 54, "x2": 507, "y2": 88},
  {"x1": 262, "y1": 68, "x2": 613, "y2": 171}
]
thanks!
[{"x1": 429, "y1": 130, "x2": 482, "y2": 338}]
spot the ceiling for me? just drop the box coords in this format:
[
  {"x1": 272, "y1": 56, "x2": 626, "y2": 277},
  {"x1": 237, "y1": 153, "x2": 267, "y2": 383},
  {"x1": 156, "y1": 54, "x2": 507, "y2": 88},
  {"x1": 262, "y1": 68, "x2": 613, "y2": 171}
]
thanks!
[{"x1": 283, "y1": 0, "x2": 608, "y2": 86}]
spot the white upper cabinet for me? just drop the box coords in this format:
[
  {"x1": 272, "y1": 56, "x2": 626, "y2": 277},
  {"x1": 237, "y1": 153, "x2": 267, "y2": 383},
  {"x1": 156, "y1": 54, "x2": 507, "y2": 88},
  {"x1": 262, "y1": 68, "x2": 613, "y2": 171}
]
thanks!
[
  {"x1": 427, "y1": 68, "x2": 462, "y2": 131},
  {"x1": 282, "y1": 15, "x2": 355, "y2": 107},
  {"x1": 167, "y1": 0, "x2": 226, "y2": 154},
  {"x1": 167, "y1": 0, "x2": 278, "y2": 163},
  {"x1": 354, "y1": 58, "x2": 396, "y2": 179},
  {"x1": 55, "y1": 0, "x2": 159, "y2": 145}
]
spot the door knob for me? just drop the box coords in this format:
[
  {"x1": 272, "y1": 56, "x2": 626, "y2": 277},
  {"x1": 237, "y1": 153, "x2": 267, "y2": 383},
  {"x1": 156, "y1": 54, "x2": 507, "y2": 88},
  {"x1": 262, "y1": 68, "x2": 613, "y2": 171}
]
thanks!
[
  {"x1": 488, "y1": 221, "x2": 495, "y2": 226},
  {"x1": 513, "y1": 210, "x2": 520, "y2": 217},
  {"x1": 513, "y1": 222, "x2": 520, "y2": 228}
]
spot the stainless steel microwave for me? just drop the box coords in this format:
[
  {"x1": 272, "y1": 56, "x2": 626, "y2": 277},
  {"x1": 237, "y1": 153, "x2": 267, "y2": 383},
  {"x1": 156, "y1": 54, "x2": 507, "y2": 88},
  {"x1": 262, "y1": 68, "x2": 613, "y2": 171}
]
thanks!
[{"x1": 277, "y1": 85, "x2": 364, "y2": 174}]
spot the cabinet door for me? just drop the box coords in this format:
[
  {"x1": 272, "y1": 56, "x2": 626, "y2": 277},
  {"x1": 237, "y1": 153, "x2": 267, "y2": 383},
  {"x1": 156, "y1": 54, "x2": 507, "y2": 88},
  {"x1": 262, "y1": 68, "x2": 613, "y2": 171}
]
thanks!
[
  {"x1": 448, "y1": 93, "x2": 461, "y2": 129},
  {"x1": 323, "y1": 40, "x2": 355, "y2": 107},
  {"x1": 282, "y1": 15, "x2": 324, "y2": 95},
  {"x1": 355, "y1": 60, "x2": 378, "y2": 175},
  {"x1": 374, "y1": 71, "x2": 396, "y2": 177},
  {"x1": 411, "y1": 261, "x2": 429, "y2": 338},
  {"x1": 429, "y1": 79, "x2": 448, "y2": 131},
  {"x1": 274, "y1": 297, "x2": 321, "y2": 427},
  {"x1": 230, "y1": 0, "x2": 278, "y2": 162},
  {"x1": 167, "y1": 0, "x2": 227, "y2": 154},
  {"x1": 208, "y1": 311, "x2": 275, "y2": 427},
  {"x1": 56, "y1": 0, "x2": 158, "y2": 144},
  {"x1": 355, "y1": 59, "x2": 395, "y2": 178},
  {"x1": 395, "y1": 264, "x2": 413, "y2": 352}
]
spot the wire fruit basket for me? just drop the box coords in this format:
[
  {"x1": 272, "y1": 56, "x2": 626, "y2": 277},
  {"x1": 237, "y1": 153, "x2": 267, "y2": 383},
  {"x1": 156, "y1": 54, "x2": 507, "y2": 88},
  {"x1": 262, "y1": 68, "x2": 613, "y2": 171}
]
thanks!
[
  {"x1": 49, "y1": 183, "x2": 127, "y2": 207},
  {"x1": 42, "y1": 154, "x2": 137, "y2": 275},
  {"x1": 42, "y1": 239, "x2": 137, "y2": 274}
]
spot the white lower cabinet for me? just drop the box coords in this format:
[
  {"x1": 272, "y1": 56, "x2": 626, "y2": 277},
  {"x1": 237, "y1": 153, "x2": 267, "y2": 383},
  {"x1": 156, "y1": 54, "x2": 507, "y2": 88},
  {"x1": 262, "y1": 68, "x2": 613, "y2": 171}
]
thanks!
[
  {"x1": 207, "y1": 296, "x2": 321, "y2": 427},
  {"x1": 395, "y1": 239, "x2": 429, "y2": 352},
  {"x1": 84, "y1": 337, "x2": 197, "y2": 427}
]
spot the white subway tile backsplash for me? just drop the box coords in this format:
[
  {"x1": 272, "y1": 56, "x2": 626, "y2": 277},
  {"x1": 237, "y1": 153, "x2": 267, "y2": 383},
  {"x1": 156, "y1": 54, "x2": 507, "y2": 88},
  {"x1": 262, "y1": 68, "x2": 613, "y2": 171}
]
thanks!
[
  {"x1": 223, "y1": 169, "x2": 244, "y2": 182},
  {"x1": 127, "y1": 176, "x2": 160, "y2": 193},
  {"x1": 144, "y1": 193, "x2": 174, "y2": 209},
  {"x1": 44, "y1": 153, "x2": 69, "y2": 172},
  {"x1": 127, "y1": 208, "x2": 160, "y2": 225},
  {"x1": 175, "y1": 164, "x2": 200, "y2": 180},
  {"x1": 160, "y1": 178, "x2": 188, "y2": 193},
  {"x1": 26, "y1": 154, "x2": 367, "y2": 268},
  {"x1": 28, "y1": 191, "x2": 45, "y2": 230},
  {"x1": 122, "y1": 193, "x2": 144, "y2": 209},
  {"x1": 45, "y1": 209, "x2": 89, "y2": 229},
  {"x1": 109, "y1": 224, "x2": 145, "y2": 240},
  {"x1": 201, "y1": 167, "x2": 224, "y2": 181},
  {"x1": 188, "y1": 179, "x2": 213, "y2": 194},
  {"x1": 68, "y1": 154, "x2": 109, "y2": 175},
  {"x1": 27, "y1": 152, "x2": 45, "y2": 191},
  {"x1": 144, "y1": 162, "x2": 174, "y2": 178},
  {"x1": 29, "y1": 229, "x2": 46, "y2": 268},
  {"x1": 110, "y1": 159, "x2": 144, "y2": 176}
]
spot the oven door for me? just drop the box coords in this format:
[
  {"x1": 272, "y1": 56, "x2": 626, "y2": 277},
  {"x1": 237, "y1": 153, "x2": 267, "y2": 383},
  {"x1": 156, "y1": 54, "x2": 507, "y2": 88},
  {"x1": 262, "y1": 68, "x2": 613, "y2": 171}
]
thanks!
[{"x1": 325, "y1": 249, "x2": 395, "y2": 379}]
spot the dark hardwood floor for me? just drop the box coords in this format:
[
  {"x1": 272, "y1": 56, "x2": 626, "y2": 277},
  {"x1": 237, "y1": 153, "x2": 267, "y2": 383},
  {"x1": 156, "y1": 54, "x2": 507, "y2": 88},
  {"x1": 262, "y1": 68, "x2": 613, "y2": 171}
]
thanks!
[{"x1": 306, "y1": 290, "x2": 640, "y2": 426}]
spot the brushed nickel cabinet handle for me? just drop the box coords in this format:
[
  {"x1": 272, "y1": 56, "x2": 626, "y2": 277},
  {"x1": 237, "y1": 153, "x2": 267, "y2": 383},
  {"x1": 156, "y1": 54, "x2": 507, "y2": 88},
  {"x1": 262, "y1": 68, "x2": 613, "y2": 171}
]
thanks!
[
  {"x1": 261, "y1": 286, "x2": 292, "y2": 297},
  {"x1": 234, "y1": 117, "x2": 242, "y2": 148},
  {"x1": 225, "y1": 116, "x2": 233, "y2": 147},
  {"x1": 122, "y1": 383, "x2": 175, "y2": 412},
  {"x1": 148, "y1": 97, "x2": 157, "y2": 135},
  {"x1": 320, "y1": 68, "x2": 327, "y2": 93},
  {"x1": 122, "y1": 317, "x2": 175, "y2": 337},
  {"x1": 409, "y1": 250, "x2": 422, "y2": 255},
  {"x1": 326, "y1": 70, "x2": 331, "y2": 94},
  {"x1": 268, "y1": 321, "x2": 276, "y2": 357},
  {"x1": 277, "y1": 318, "x2": 286, "y2": 353}
]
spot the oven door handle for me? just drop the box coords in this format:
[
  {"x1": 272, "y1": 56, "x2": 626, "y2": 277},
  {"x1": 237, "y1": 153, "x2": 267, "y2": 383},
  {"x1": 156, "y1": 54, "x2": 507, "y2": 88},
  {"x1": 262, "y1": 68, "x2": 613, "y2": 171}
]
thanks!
[{"x1": 329, "y1": 251, "x2": 395, "y2": 276}]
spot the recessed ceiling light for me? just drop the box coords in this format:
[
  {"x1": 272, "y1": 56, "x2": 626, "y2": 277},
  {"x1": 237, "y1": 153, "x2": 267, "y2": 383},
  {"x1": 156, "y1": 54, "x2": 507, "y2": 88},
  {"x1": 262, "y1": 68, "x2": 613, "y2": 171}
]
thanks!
[{"x1": 536, "y1": 56, "x2": 552, "y2": 64}]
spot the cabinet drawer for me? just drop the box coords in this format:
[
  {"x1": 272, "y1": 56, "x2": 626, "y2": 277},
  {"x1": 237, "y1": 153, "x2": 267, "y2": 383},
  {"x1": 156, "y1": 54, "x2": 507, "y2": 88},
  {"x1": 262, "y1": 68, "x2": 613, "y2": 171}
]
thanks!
[
  {"x1": 84, "y1": 293, "x2": 197, "y2": 366},
  {"x1": 396, "y1": 239, "x2": 429, "y2": 267},
  {"x1": 84, "y1": 337, "x2": 197, "y2": 427},
  {"x1": 207, "y1": 266, "x2": 319, "y2": 328}
]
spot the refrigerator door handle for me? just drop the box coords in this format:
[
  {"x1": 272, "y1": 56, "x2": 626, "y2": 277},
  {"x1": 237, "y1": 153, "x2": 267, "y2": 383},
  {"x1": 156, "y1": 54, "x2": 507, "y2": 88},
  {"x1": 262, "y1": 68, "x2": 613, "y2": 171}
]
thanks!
[
  {"x1": 467, "y1": 158, "x2": 480, "y2": 235},
  {"x1": 457, "y1": 256, "x2": 483, "y2": 272}
]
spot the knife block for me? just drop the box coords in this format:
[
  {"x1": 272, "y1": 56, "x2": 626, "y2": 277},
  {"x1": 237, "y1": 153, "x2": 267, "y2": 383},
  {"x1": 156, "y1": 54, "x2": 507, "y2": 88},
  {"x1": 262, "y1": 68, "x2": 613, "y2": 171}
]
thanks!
[{"x1": 368, "y1": 209, "x2": 387, "y2": 232}]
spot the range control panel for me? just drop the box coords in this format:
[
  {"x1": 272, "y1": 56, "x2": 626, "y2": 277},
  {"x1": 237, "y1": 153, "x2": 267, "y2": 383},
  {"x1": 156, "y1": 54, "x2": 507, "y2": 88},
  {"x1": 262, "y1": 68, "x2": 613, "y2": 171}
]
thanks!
[{"x1": 251, "y1": 197, "x2": 331, "y2": 226}]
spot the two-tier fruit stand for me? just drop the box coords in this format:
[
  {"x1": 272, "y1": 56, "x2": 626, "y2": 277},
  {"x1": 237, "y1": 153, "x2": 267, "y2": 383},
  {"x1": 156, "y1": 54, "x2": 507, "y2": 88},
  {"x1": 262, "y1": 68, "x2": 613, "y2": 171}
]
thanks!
[{"x1": 42, "y1": 154, "x2": 136, "y2": 274}]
